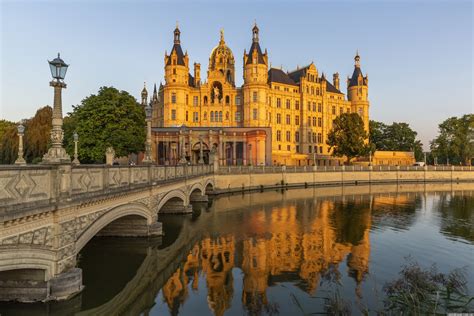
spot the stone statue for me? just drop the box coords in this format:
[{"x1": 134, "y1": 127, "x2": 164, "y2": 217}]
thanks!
[
  {"x1": 213, "y1": 86, "x2": 220, "y2": 102},
  {"x1": 105, "y1": 147, "x2": 115, "y2": 166}
]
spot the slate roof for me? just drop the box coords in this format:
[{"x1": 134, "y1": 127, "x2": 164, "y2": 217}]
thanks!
[
  {"x1": 268, "y1": 68, "x2": 298, "y2": 86},
  {"x1": 188, "y1": 73, "x2": 194, "y2": 87},
  {"x1": 324, "y1": 78, "x2": 343, "y2": 94},
  {"x1": 166, "y1": 44, "x2": 186, "y2": 66},
  {"x1": 246, "y1": 42, "x2": 265, "y2": 64},
  {"x1": 348, "y1": 66, "x2": 363, "y2": 87},
  {"x1": 287, "y1": 66, "x2": 310, "y2": 83}
]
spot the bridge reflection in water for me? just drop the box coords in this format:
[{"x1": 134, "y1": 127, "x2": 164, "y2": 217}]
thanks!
[{"x1": 1, "y1": 183, "x2": 473, "y2": 315}]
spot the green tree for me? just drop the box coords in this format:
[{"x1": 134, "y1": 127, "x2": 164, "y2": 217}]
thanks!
[
  {"x1": 430, "y1": 114, "x2": 474, "y2": 165},
  {"x1": 327, "y1": 113, "x2": 368, "y2": 164},
  {"x1": 0, "y1": 125, "x2": 18, "y2": 164},
  {"x1": 64, "y1": 86, "x2": 146, "y2": 163},
  {"x1": 24, "y1": 106, "x2": 52, "y2": 163},
  {"x1": 369, "y1": 120, "x2": 424, "y2": 161},
  {"x1": 0, "y1": 119, "x2": 15, "y2": 140}
]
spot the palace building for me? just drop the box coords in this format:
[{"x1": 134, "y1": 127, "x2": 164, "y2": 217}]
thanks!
[{"x1": 142, "y1": 24, "x2": 369, "y2": 166}]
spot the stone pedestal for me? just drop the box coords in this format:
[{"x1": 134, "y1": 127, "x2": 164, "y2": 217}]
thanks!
[{"x1": 49, "y1": 268, "x2": 83, "y2": 301}]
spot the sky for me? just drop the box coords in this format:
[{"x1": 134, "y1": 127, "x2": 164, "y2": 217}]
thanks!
[{"x1": 1, "y1": 0, "x2": 472, "y2": 149}]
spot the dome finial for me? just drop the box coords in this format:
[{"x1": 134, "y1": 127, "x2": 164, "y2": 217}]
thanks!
[{"x1": 220, "y1": 28, "x2": 225, "y2": 44}]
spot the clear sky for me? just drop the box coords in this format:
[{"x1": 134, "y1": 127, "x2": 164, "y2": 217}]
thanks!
[{"x1": 1, "y1": 0, "x2": 472, "y2": 149}]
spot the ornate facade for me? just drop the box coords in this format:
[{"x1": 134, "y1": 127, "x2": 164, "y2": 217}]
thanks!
[{"x1": 142, "y1": 24, "x2": 369, "y2": 166}]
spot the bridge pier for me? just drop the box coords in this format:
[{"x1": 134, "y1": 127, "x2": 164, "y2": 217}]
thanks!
[{"x1": 190, "y1": 194, "x2": 209, "y2": 203}]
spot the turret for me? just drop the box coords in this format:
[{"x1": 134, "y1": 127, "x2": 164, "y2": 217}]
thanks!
[
  {"x1": 242, "y1": 22, "x2": 269, "y2": 127},
  {"x1": 333, "y1": 73, "x2": 340, "y2": 90},
  {"x1": 141, "y1": 82, "x2": 148, "y2": 106},
  {"x1": 164, "y1": 24, "x2": 190, "y2": 85},
  {"x1": 347, "y1": 51, "x2": 370, "y2": 133},
  {"x1": 152, "y1": 83, "x2": 158, "y2": 103},
  {"x1": 194, "y1": 62, "x2": 201, "y2": 86}
]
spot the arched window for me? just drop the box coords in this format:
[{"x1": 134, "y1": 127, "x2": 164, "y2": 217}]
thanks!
[
  {"x1": 210, "y1": 111, "x2": 214, "y2": 122},
  {"x1": 311, "y1": 87, "x2": 314, "y2": 95},
  {"x1": 225, "y1": 95, "x2": 230, "y2": 105},
  {"x1": 219, "y1": 111, "x2": 223, "y2": 122},
  {"x1": 204, "y1": 96, "x2": 208, "y2": 104}
]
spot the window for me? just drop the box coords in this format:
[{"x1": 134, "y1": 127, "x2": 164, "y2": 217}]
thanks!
[
  {"x1": 171, "y1": 93, "x2": 177, "y2": 104},
  {"x1": 295, "y1": 100, "x2": 300, "y2": 110},
  {"x1": 332, "y1": 106, "x2": 336, "y2": 115},
  {"x1": 286, "y1": 131, "x2": 291, "y2": 141},
  {"x1": 318, "y1": 103, "x2": 322, "y2": 112},
  {"x1": 287, "y1": 145, "x2": 291, "y2": 151},
  {"x1": 309, "y1": 146, "x2": 312, "y2": 153},
  {"x1": 204, "y1": 96, "x2": 208, "y2": 104},
  {"x1": 307, "y1": 101, "x2": 311, "y2": 111},
  {"x1": 235, "y1": 95, "x2": 241, "y2": 105},
  {"x1": 204, "y1": 112, "x2": 207, "y2": 120},
  {"x1": 358, "y1": 107, "x2": 363, "y2": 116},
  {"x1": 286, "y1": 99, "x2": 291, "y2": 109},
  {"x1": 186, "y1": 94, "x2": 189, "y2": 105},
  {"x1": 295, "y1": 132, "x2": 300, "y2": 142},
  {"x1": 186, "y1": 111, "x2": 189, "y2": 121},
  {"x1": 225, "y1": 95, "x2": 230, "y2": 105},
  {"x1": 318, "y1": 117, "x2": 322, "y2": 127},
  {"x1": 171, "y1": 109, "x2": 176, "y2": 120},
  {"x1": 276, "y1": 98, "x2": 281, "y2": 108},
  {"x1": 312, "y1": 117, "x2": 316, "y2": 127},
  {"x1": 210, "y1": 111, "x2": 214, "y2": 122},
  {"x1": 253, "y1": 108, "x2": 258, "y2": 120},
  {"x1": 219, "y1": 111, "x2": 223, "y2": 122},
  {"x1": 312, "y1": 102, "x2": 316, "y2": 112},
  {"x1": 307, "y1": 116, "x2": 311, "y2": 126},
  {"x1": 316, "y1": 88, "x2": 320, "y2": 96},
  {"x1": 193, "y1": 96, "x2": 199, "y2": 106},
  {"x1": 340, "y1": 107, "x2": 343, "y2": 115},
  {"x1": 317, "y1": 133, "x2": 322, "y2": 143},
  {"x1": 296, "y1": 145, "x2": 300, "y2": 152},
  {"x1": 252, "y1": 91, "x2": 258, "y2": 102},
  {"x1": 306, "y1": 86, "x2": 309, "y2": 93},
  {"x1": 173, "y1": 68, "x2": 176, "y2": 75},
  {"x1": 311, "y1": 87, "x2": 314, "y2": 95},
  {"x1": 286, "y1": 114, "x2": 291, "y2": 125},
  {"x1": 295, "y1": 115, "x2": 300, "y2": 125},
  {"x1": 308, "y1": 132, "x2": 311, "y2": 142},
  {"x1": 276, "y1": 130, "x2": 281, "y2": 141},
  {"x1": 235, "y1": 111, "x2": 241, "y2": 122},
  {"x1": 320, "y1": 146, "x2": 323, "y2": 153},
  {"x1": 277, "y1": 113, "x2": 281, "y2": 124},
  {"x1": 278, "y1": 144, "x2": 281, "y2": 150},
  {"x1": 312, "y1": 132, "x2": 316, "y2": 143},
  {"x1": 226, "y1": 111, "x2": 230, "y2": 120},
  {"x1": 193, "y1": 112, "x2": 199, "y2": 122}
]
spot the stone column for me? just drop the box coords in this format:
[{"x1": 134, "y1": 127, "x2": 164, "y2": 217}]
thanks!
[
  {"x1": 243, "y1": 140, "x2": 247, "y2": 166},
  {"x1": 233, "y1": 136, "x2": 237, "y2": 166},
  {"x1": 15, "y1": 123, "x2": 26, "y2": 165},
  {"x1": 42, "y1": 81, "x2": 71, "y2": 164}
]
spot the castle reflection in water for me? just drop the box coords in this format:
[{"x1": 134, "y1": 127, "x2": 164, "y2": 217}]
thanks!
[{"x1": 160, "y1": 194, "x2": 415, "y2": 316}]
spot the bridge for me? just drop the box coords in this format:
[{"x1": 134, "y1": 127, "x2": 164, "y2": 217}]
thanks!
[
  {"x1": 0, "y1": 164, "x2": 214, "y2": 302},
  {"x1": 1, "y1": 163, "x2": 473, "y2": 303}
]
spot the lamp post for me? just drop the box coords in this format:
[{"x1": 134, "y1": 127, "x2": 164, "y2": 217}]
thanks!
[
  {"x1": 198, "y1": 136, "x2": 204, "y2": 164},
  {"x1": 72, "y1": 131, "x2": 80, "y2": 165},
  {"x1": 42, "y1": 53, "x2": 70, "y2": 164},
  {"x1": 15, "y1": 123, "x2": 26, "y2": 165},
  {"x1": 142, "y1": 104, "x2": 153, "y2": 164}
]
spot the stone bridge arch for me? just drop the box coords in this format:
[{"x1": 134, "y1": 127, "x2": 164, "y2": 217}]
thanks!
[
  {"x1": 157, "y1": 190, "x2": 192, "y2": 214},
  {"x1": 75, "y1": 202, "x2": 158, "y2": 254},
  {"x1": 205, "y1": 179, "x2": 215, "y2": 195},
  {"x1": 188, "y1": 183, "x2": 208, "y2": 203}
]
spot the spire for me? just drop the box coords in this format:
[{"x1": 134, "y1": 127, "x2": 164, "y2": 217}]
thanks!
[
  {"x1": 354, "y1": 49, "x2": 360, "y2": 67},
  {"x1": 141, "y1": 82, "x2": 148, "y2": 105},
  {"x1": 174, "y1": 23, "x2": 181, "y2": 44},
  {"x1": 252, "y1": 21, "x2": 259, "y2": 43},
  {"x1": 152, "y1": 83, "x2": 158, "y2": 102}
]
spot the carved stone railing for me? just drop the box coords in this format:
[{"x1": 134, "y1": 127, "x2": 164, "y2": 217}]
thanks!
[{"x1": 0, "y1": 164, "x2": 214, "y2": 218}]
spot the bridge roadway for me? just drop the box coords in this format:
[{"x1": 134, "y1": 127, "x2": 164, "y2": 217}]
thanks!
[{"x1": 1, "y1": 163, "x2": 473, "y2": 303}]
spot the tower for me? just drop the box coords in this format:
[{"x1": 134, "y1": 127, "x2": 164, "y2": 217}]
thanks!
[
  {"x1": 347, "y1": 51, "x2": 369, "y2": 132},
  {"x1": 163, "y1": 24, "x2": 190, "y2": 126},
  {"x1": 242, "y1": 23, "x2": 269, "y2": 127},
  {"x1": 141, "y1": 82, "x2": 148, "y2": 106}
]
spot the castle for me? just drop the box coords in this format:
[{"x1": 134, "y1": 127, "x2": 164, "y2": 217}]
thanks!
[{"x1": 141, "y1": 24, "x2": 369, "y2": 166}]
